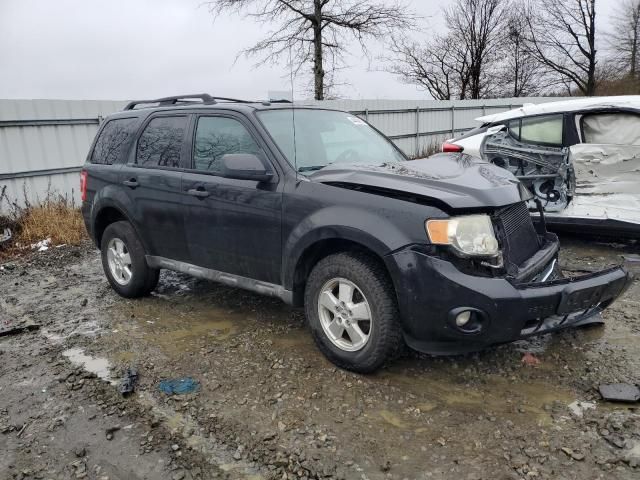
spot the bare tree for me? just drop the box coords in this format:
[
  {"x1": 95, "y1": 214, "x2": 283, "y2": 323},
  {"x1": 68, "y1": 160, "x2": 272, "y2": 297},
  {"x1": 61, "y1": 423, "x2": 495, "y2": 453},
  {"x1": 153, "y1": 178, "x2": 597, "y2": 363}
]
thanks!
[
  {"x1": 387, "y1": 0, "x2": 508, "y2": 100},
  {"x1": 206, "y1": 0, "x2": 416, "y2": 100},
  {"x1": 388, "y1": 34, "x2": 470, "y2": 100},
  {"x1": 608, "y1": 0, "x2": 640, "y2": 78},
  {"x1": 524, "y1": 0, "x2": 598, "y2": 96},
  {"x1": 444, "y1": 0, "x2": 508, "y2": 99},
  {"x1": 497, "y1": 10, "x2": 544, "y2": 97}
]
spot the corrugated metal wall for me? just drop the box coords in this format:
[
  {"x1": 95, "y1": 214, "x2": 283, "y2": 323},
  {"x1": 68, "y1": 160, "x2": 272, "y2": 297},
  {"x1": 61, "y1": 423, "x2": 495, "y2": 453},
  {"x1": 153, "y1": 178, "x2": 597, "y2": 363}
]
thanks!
[
  {"x1": 0, "y1": 97, "x2": 564, "y2": 211},
  {"x1": 0, "y1": 99, "x2": 126, "y2": 211}
]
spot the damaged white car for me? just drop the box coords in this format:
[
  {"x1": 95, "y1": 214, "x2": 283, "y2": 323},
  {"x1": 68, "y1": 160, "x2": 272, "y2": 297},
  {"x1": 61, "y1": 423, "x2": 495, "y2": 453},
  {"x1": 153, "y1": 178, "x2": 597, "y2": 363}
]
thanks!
[{"x1": 443, "y1": 96, "x2": 640, "y2": 236}]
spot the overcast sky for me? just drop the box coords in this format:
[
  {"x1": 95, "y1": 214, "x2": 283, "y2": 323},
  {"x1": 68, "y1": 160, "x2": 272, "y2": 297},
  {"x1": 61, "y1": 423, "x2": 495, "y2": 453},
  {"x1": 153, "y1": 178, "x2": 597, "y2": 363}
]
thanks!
[{"x1": 0, "y1": 0, "x2": 620, "y2": 101}]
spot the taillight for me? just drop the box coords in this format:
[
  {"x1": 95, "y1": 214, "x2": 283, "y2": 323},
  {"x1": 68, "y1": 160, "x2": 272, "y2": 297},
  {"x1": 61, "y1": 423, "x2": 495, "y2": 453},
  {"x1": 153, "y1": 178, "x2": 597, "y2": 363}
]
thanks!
[
  {"x1": 80, "y1": 170, "x2": 88, "y2": 202},
  {"x1": 442, "y1": 143, "x2": 464, "y2": 153}
]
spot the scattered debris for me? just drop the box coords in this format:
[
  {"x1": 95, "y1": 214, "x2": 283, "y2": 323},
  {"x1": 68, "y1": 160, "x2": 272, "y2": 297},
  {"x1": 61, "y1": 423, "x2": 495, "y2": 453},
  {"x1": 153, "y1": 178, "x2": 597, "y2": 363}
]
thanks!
[
  {"x1": 105, "y1": 426, "x2": 120, "y2": 441},
  {"x1": 16, "y1": 422, "x2": 27, "y2": 437},
  {"x1": 561, "y1": 447, "x2": 585, "y2": 461},
  {"x1": 521, "y1": 352, "x2": 540, "y2": 366},
  {"x1": 158, "y1": 377, "x2": 200, "y2": 395},
  {"x1": 0, "y1": 227, "x2": 12, "y2": 244},
  {"x1": 567, "y1": 400, "x2": 596, "y2": 417},
  {"x1": 599, "y1": 383, "x2": 640, "y2": 403},
  {"x1": 0, "y1": 322, "x2": 40, "y2": 337},
  {"x1": 119, "y1": 368, "x2": 139, "y2": 397},
  {"x1": 31, "y1": 238, "x2": 51, "y2": 252}
]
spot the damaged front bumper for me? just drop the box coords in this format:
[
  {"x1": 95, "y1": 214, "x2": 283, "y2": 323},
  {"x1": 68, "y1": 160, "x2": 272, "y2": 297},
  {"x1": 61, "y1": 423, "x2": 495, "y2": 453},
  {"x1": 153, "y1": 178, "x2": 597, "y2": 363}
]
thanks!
[{"x1": 388, "y1": 244, "x2": 632, "y2": 355}]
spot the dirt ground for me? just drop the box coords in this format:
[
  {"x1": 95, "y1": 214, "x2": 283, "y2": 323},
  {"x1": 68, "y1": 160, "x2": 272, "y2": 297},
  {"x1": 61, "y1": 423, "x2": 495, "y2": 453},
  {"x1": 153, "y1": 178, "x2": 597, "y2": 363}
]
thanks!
[{"x1": 1, "y1": 235, "x2": 639, "y2": 480}]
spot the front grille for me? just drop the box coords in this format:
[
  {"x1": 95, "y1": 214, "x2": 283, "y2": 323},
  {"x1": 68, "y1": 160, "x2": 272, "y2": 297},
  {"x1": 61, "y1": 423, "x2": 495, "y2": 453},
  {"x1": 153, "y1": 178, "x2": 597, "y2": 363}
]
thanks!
[{"x1": 494, "y1": 202, "x2": 540, "y2": 268}]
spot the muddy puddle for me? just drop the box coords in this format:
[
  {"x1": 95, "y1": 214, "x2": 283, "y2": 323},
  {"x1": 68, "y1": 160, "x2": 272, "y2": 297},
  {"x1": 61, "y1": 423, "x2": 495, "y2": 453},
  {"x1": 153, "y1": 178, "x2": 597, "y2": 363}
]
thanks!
[
  {"x1": 110, "y1": 297, "x2": 252, "y2": 357},
  {"x1": 62, "y1": 347, "x2": 114, "y2": 384}
]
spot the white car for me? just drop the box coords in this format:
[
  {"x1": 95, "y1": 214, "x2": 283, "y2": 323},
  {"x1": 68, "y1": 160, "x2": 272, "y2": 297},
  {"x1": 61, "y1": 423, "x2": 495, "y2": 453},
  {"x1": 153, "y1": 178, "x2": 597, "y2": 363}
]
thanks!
[{"x1": 444, "y1": 96, "x2": 640, "y2": 236}]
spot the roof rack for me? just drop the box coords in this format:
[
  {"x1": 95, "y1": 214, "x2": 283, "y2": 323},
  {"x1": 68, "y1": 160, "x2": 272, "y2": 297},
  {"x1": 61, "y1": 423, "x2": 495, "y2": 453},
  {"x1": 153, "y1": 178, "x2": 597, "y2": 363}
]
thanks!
[{"x1": 123, "y1": 94, "x2": 252, "y2": 111}]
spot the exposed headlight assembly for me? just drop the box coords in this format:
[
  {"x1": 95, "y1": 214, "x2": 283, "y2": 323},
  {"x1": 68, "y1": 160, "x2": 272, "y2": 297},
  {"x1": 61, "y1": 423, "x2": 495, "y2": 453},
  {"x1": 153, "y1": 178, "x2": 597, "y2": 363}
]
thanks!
[{"x1": 426, "y1": 214, "x2": 499, "y2": 257}]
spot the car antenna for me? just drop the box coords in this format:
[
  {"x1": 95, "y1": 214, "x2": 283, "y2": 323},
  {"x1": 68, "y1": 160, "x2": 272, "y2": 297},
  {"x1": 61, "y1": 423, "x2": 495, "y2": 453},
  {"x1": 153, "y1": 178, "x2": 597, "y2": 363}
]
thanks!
[{"x1": 289, "y1": 46, "x2": 298, "y2": 181}]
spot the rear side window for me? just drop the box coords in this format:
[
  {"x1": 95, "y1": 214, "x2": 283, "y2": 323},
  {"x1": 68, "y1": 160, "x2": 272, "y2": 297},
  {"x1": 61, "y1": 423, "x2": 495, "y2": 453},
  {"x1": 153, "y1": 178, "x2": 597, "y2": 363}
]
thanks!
[
  {"x1": 90, "y1": 118, "x2": 138, "y2": 165},
  {"x1": 136, "y1": 116, "x2": 188, "y2": 168},
  {"x1": 192, "y1": 116, "x2": 262, "y2": 173},
  {"x1": 582, "y1": 113, "x2": 640, "y2": 145}
]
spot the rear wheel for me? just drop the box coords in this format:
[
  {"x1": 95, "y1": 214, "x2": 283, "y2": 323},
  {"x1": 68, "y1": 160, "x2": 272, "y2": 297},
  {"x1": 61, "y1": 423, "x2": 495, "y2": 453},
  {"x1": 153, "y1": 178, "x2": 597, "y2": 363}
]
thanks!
[
  {"x1": 101, "y1": 221, "x2": 159, "y2": 298},
  {"x1": 304, "y1": 252, "x2": 403, "y2": 373}
]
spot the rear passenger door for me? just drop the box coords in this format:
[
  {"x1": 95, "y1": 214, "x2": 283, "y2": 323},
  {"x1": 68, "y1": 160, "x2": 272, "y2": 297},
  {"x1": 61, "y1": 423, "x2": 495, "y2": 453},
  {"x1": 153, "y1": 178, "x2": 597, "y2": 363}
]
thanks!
[
  {"x1": 182, "y1": 114, "x2": 282, "y2": 284},
  {"x1": 119, "y1": 114, "x2": 190, "y2": 261}
]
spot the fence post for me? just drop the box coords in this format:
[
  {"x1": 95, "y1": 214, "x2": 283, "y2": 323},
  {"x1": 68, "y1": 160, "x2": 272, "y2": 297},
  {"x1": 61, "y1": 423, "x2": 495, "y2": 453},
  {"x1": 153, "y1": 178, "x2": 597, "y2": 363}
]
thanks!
[
  {"x1": 365, "y1": 108, "x2": 369, "y2": 123},
  {"x1": 450, "y1": 105, "x2": 456, "y2": 137},
  {"x1": 415, "y1": 106, "x2": 420, "y2": 157}
]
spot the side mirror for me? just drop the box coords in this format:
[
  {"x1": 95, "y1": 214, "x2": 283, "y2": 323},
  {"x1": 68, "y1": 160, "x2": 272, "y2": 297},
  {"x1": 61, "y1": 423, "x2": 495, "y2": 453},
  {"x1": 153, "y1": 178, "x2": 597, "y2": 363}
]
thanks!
[{"x1": 220, "y1": 154, "x2": 274, "y2": 182}]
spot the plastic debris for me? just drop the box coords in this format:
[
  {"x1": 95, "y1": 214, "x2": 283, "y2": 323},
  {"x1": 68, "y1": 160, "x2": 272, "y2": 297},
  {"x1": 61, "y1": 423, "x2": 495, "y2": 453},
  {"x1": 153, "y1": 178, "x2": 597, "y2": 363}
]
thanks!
[
  {"x1": 599, "y1": 383, "x2": 640, "y2": 403},
  {"x1": 158, "y1": 377, "x2": 200, "y2": 395},
  {"x1": 119, "y1": 368, "x2": 138, "y2": 396},
  {"x1": 0, "y1": 227, "x2": 12, "y2": 244}
]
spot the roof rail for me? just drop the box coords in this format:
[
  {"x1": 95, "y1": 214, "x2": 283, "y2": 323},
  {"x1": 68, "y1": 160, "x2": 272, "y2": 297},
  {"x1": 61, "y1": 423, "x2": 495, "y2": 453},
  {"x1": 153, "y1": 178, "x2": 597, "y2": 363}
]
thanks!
[{"x1": 123, "y1": 94, "x2": 252, "y2": 111}]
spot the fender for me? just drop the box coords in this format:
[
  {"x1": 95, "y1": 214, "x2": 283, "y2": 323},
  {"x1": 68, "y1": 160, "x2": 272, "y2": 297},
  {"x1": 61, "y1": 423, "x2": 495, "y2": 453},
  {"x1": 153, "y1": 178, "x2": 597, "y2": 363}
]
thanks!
[
  {"x1": 282, "y1": 205, "x2": 414, "y2": 290},
  {"x1": 90, "y1": 186, "x2": 151, "y2": 253}
]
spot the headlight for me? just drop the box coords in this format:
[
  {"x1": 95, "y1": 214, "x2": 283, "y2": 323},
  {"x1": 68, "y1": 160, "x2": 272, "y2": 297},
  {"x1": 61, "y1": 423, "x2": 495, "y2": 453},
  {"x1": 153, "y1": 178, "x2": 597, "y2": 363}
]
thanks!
[{"x1": 426, "y1": 214, "x2": 499, "y2": 257}]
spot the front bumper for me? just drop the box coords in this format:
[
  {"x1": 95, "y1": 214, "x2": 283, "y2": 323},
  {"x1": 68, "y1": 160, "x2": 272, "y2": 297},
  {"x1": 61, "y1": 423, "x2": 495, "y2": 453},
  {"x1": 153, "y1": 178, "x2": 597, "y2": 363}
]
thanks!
[{"x1": 388, "y1": 246, "x2": 632, "y2": 355}]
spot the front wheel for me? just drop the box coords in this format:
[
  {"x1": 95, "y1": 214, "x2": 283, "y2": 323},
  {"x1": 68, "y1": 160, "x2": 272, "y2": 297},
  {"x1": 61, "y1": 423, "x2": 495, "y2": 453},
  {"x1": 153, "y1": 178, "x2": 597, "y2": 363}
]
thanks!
[
  {"x1": 100, "y1": 221, "x2": 159, "y2": 298},
  {"x1": 304, "y1": 252, "x2": 403, "y2": 373}
]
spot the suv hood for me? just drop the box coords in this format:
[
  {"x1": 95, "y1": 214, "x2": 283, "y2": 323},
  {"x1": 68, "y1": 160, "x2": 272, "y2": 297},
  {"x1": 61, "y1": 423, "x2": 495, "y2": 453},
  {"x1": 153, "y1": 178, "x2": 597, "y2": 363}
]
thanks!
[{"x1": 310, "y1": 153, "x2": 531, "y2": 210}]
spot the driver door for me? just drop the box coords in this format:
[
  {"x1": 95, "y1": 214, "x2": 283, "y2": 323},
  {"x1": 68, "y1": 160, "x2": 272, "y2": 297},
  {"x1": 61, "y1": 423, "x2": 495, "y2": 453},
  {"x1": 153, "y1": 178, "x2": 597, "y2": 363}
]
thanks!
[{"x1": 182, "y1": 114, "x2": 283, "y2": 284}]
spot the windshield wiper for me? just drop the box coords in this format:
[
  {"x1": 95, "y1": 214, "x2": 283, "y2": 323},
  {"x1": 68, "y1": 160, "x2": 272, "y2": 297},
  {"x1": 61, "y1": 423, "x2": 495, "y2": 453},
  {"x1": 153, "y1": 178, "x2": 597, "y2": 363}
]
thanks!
[{"x1": 298, "y1": 164, "x2": 332, "y2": 172}]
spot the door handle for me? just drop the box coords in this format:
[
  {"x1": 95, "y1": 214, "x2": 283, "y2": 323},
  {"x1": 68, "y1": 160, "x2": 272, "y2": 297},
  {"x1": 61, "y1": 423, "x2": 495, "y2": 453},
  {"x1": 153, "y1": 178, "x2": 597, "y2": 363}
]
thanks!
[
  {"x1": 188, "y1": 188, "x2": 210, "y2": 198},
  {"x1": 122, "y1": 178, "x2": 139, "y2": 188}
]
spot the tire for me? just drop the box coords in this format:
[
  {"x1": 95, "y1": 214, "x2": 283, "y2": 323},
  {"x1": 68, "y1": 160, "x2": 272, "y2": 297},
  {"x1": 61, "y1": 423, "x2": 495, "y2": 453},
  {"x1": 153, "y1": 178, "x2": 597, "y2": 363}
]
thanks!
[
  {"x1": 100, "y1": 221, "x2": 159, "y2": 298},
  {"x1": 304, "y1": 251, "x2": 403, "y2": 373}
]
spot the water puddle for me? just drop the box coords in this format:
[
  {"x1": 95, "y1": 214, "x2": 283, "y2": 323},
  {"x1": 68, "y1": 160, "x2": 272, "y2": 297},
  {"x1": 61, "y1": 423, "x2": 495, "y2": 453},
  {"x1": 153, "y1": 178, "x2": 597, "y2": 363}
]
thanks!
[
  {"x1": 111, "y1": 299, "x2": 248, "y2": 356},
  {"x1": 62, "y1": 347, "x2": 114, "y2": 384}
]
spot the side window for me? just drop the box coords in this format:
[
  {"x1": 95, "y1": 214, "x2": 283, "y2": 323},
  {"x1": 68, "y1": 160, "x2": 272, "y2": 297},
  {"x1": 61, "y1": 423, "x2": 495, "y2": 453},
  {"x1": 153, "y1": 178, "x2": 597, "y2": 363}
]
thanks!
[
  {"x1": 582, "y1": 113, "x2": 640, "y2": 146},
  {"x1": 90, "y1": 118, "x2": 138, "y2": 165},
  {"x1": 507, "y1": 119, "x2": 520, "y2": 140},
  {"x1": 193, "y1": 116, "x2": 263, "y2": 173},
  {"x1": 519, "y1": 114, "x2": 564, "y2": 146},
  {"x1": 136, "y1": 116, "x2": 187, "y2": 168}
]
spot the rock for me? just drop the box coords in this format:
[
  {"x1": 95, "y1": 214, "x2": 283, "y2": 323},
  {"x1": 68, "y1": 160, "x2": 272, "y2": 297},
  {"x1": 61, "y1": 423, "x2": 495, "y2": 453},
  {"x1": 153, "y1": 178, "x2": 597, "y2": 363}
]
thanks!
[
  {"x1": 74, "y1": 447, "x2": 86, "y2": 458},
  {"x1": 172, "y1": 470, "x2": 185, "y2": 480},
  {"x1": 171, "y1": 444, "x2": 180, "y2": 451}
]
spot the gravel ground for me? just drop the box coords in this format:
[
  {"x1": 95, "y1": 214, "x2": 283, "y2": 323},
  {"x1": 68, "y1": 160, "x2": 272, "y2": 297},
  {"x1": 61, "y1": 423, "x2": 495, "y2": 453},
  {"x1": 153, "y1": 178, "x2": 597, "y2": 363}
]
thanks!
[{"x1": 0, "y1": 236, "x2": 639, "y2": 480}]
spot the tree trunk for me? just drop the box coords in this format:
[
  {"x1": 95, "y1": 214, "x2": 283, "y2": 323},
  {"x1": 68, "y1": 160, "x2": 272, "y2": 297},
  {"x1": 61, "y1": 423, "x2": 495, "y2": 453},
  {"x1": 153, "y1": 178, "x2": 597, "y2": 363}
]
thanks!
[
  {"x1": 313, "y1": 0, "x2": 324, "y2": 100},
  {"x1": 586, "y1": 0, "x2": 597, "y2": 96},
  {"x1": 632, "y1": 3, "x2": 639, "y2": 77}
]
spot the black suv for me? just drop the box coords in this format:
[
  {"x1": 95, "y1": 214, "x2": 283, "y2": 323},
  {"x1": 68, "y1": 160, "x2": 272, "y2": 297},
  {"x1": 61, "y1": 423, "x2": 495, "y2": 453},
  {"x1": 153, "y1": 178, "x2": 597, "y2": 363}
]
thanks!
[{"x1": 81, "y1": 94, "x2": 631, "y2": 373}]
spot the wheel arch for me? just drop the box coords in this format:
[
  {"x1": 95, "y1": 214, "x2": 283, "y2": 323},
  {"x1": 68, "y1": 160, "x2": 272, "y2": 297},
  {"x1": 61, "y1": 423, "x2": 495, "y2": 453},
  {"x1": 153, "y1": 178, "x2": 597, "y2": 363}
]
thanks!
[{"x1": 286, "y1": 229, "x2": 397, "y2": 307}]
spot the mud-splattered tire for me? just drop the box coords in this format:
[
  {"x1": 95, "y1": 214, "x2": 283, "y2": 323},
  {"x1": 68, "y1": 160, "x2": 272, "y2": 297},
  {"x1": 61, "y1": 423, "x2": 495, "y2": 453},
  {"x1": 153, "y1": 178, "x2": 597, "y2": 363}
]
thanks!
[
  {"x1": 304, "y1": 251, "x2": 403, "y2": 373},
  {"x1": 100, "y1": 221, "x2": 159, "y2": 298}
]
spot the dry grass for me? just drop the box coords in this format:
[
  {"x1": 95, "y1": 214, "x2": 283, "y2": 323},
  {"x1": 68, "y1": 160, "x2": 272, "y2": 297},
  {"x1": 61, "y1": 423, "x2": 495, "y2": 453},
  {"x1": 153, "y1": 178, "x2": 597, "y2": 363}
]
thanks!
[
  {"x1": 16, "y1": 197, "x2": 86, "y2": 247},
  {"x1": 0, "y1": 187, "x2": 87, "y2": 259}
]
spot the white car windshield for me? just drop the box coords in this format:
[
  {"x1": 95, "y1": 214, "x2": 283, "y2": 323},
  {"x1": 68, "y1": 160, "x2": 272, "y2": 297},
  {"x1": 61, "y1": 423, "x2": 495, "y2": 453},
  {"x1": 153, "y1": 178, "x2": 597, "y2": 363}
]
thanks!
[{"x1": 257, "y1": 109, "x2": 406, "y2": 173}]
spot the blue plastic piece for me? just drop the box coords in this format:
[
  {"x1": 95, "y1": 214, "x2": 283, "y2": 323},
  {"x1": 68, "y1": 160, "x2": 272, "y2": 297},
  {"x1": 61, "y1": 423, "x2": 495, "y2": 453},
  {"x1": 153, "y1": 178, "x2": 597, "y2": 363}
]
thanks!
[{"x1": 158, "y1": 377, "x2": 200, "y2": 395}]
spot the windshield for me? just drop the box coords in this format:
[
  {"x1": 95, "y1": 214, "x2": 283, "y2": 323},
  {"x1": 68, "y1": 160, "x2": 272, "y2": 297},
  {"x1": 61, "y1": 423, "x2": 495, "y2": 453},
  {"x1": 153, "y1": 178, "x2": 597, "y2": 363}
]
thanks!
[{"x1": 257, "y1": 109, "x2": 406, "y2": 173}]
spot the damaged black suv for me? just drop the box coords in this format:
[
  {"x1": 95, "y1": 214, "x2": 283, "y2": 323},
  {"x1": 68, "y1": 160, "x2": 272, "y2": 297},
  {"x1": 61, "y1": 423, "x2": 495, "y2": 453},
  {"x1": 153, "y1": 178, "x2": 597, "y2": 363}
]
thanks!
[{"x1": 81, "y1": 94, "x2": 631, "y2": 373}]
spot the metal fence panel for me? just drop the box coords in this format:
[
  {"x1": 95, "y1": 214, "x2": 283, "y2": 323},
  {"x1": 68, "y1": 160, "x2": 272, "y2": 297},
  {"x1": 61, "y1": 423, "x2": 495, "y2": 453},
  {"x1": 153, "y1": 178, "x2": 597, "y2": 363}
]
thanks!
[
  {"x1": 1, "y1": 97, "x2": 566, "y2": 211},
  {"x1": 0, "y1": 99, "x2": 125, "y2": 210}
]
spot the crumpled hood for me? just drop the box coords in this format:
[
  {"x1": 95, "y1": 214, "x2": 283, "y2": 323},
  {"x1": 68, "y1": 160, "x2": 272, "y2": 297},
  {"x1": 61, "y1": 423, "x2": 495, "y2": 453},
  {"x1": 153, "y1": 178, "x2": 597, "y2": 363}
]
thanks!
[{"x1": 310, "y1": 153, "x2": 531, "y2": 210}]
